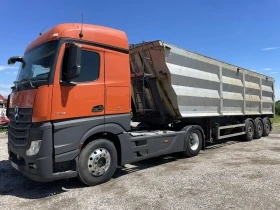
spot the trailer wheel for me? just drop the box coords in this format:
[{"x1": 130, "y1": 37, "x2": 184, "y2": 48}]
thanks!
[
  {"x1": 77, "y1": 139, "x2": 117, "y2": 186},
  {"x1": 262, "y1": 117, "x2": 271, "y2": 137},
  {"x1": 244, "y1": 120, "x2": 254, "y2": 141},
  {"x1": 253, "y1": 118, "x2": 263, "y2": 139},
  {"x1": 182, "y1": 127, "x2": 202, "y2": 157}
]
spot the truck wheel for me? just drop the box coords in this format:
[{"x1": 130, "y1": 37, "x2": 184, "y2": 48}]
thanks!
[
  {"x1": 253, "y1": 118, "x2": 263, "y2": 139},
  {"x1": 182, "y1": 128, "x2": 202, "y2": 157},
  {"x1": 244, "y1": 120, "x2": 254, "y2": 141},
  {"x1": 78, "y1": 139, "x2": 117, "y2": 186},
  {"x1": 262, "y1": 117, "x2": 271, "y2": 137}
]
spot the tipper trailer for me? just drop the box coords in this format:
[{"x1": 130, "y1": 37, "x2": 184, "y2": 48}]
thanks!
[{"x1": 7, "y1": 23, "x2": 274, "y2": 186}]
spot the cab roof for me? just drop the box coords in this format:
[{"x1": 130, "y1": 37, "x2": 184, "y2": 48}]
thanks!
[{"x1": 26, "y1": 23, "x2": 128, "y2": 52}]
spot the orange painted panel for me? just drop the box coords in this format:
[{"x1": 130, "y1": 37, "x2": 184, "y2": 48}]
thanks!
[
  {"x1": 9, "y1": 86, "x2": 52, "y2": 123},
  {"x1": 104, "y1": 49, "x2": 130, "y2": 115},
  {"x1": 26, "y1": 23, "x2": 128, "y2": 53},
  {"x1": 106, "y1": 86, "x2": 130, "y2": 114},
  {"x1": 32, "y1": 85, "x2": 53, "y2": 122}
]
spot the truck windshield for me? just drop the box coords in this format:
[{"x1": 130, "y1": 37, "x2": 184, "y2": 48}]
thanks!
[{"x1": 15, "y1": 40, "x2": 58, "y2": 83}]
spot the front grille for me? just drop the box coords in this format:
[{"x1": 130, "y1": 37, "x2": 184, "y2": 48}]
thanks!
[{"x1": 8, "y1": 108, "x2": 32, "y2": 146}]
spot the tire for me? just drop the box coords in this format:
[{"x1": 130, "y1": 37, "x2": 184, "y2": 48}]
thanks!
[
  {"x1": 77, "y1": 139, "x2": 117, "y2": 186},
  {"x1": 244, "y1": 119, "x2": 254, "y2": 141},
  {"x1": 182, "y1": 127, "x2": 203, "y2": 157},
  {"x1": 253, "y1": 118, "x2": 263, "y2": 139},
  {"x1": 262, "y1": 117, "x2": 271, "y2": 137}
]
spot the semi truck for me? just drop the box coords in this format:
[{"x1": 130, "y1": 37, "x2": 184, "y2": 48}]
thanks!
[{"x1": 7, "y1": 23, "x2": 275, "y2": 186}]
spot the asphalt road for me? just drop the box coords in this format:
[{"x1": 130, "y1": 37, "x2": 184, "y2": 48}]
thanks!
[{"x1": 0, "y1": 129, "x2": 280, "y2": 210}]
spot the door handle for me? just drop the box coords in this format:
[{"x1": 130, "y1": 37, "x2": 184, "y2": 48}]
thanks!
[{"x1": 92, "y1": 105, "x2": 104, "y2": 112}]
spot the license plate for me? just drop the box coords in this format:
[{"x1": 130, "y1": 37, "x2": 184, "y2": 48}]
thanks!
[{"x1": 11, "y1": 161, "x2": 19, "y2": 170}]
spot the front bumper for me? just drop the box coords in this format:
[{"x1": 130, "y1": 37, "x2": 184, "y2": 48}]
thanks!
[
  {"x1": 8, "y1": 122, "x2": 77, "y2": 182},
  {"x1": 9, "y1": 148, "x2": 55, "y2": 182}
]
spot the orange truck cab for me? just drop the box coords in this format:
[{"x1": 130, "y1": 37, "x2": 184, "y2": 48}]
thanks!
[
  {"x1": 7, "y1": 23, "x2": 273, "y2": 186},
  {"x1": 7, "y1": 24, "x2": 133, "y2": 185}
]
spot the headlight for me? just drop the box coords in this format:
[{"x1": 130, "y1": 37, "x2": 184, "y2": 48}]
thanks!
[{"x1": 26, "y1": 140, "x2": 42, "y2": 156}]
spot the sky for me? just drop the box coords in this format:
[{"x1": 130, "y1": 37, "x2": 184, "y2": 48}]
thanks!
[{"x1": 0, "y1": 0, "x2": 279, "y2": 100}]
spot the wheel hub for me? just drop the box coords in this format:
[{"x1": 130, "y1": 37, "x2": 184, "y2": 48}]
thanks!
[
  {"x1": 248, "y1": 127, "x2": 253, "y2": 136},
  {"x1": 190, "y1": 133, "x2": 199, "y2": 151},
  {"x1": 88, "y1": 148, "x2": 111, "y2": 177},
  {"x1": 258, "y1": 124, "x2": 262, "y2": 134}
]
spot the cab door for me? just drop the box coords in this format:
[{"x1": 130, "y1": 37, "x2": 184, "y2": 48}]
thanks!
[
  {"x1": 51, "y1": 43, "x2": 105, "y2": 156},
  {"x1": 51, "y1": 43, "x2": 105, "y2": 121}
]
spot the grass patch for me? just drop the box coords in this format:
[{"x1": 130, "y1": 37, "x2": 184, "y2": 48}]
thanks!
[
  {"x1": 0, "y1": 125, "x2": 8, "y2": 133},
  {"x1": 271, "y1": 115, "x2": 280, "y2": 127}
]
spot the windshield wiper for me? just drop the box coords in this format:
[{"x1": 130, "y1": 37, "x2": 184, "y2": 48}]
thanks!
[{"x1": 14, "y1": 78, "x2": 35, "y2": 89}]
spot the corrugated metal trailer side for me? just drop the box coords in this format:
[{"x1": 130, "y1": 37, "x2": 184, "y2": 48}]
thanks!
[{"x1": 130, "y1": 41, "x2": 275, "y2": 121}]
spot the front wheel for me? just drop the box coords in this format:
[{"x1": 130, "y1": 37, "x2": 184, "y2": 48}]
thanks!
[
  {"x1": 182, "y1": 127, "x2": 203, "y2": 157},
  {"x1": 78, "y1": 139, "x2": 117, "y2": 186}
]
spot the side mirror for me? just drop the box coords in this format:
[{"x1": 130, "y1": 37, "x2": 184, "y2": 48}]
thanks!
[
  {"x1": 65, "y1": 44, "x2": 81, "y2": 81},
  {"x1": 8, "y1": 56, "x2": 26, "y2": 68}
]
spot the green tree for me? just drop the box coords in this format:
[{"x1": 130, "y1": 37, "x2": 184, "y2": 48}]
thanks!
[{"x1": 276, "y1": 100, "x2": 280, "y2": 116}]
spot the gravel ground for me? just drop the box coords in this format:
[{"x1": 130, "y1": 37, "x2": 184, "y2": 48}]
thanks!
[{"x1": 0, "y1": 129, "x2": 280, "y2": 210}]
